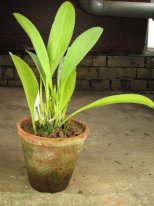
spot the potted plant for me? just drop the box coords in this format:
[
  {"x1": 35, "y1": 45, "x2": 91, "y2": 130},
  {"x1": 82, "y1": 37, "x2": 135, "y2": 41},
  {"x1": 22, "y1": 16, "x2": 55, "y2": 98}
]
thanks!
[{"x1": 10, "y1": 1, "x2": 154, "y2": 193}]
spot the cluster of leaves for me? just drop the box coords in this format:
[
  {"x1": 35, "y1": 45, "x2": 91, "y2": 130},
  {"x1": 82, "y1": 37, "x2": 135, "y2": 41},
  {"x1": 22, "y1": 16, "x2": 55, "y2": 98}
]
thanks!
[{"x1": 10, "y1": 1, "x2": 154, "y2": 136}]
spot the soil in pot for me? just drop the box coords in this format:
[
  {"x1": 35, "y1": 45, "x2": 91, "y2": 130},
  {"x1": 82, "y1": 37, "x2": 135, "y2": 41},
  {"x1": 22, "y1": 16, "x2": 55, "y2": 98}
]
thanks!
[{"x1": 22, "y1": 119, "x2": 84, "y2": 138}]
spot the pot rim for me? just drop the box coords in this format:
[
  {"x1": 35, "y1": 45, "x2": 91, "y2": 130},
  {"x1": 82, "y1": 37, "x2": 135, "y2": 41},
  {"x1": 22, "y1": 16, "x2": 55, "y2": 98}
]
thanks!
[{"x1": 17, "y1": 116, "x2": 89, "y2": 146}]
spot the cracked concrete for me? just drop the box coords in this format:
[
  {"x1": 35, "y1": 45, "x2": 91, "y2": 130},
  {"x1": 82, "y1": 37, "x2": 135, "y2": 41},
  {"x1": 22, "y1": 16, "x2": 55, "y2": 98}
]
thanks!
[{"x1": 0, "y1": 87, "x2": 154, "y2": 205}]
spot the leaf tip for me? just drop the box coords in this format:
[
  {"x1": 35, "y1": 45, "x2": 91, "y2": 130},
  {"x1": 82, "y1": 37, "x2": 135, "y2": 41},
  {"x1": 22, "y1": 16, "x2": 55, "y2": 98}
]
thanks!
[
  {"x1": 63, "y1": 1, "x2": 73, "y2": 6},
  {"x1": 9, "y1": 52, "x2": 13, "y2": 56},
  {"x1": 13, "y1": 13, "x2": 19, "y2": 18},
  {"x1": 13, "y1": 13, "x2": 24, "y2": 21},
  {"x1": 61, "y1": 1, "x2": 75, "y2": 12},
  {"x1": 25, "y1": 50, "x2": 28, "y2": 52},
  {"x1": 97, "y1": 27, "x2": 104, "y2": 34}
]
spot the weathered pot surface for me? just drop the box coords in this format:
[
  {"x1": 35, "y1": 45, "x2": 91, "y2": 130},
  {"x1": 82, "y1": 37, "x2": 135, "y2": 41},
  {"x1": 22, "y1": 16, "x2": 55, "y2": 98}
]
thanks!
[{"x1": 17, "y1": 117, "x2": 88, "y2": 193}]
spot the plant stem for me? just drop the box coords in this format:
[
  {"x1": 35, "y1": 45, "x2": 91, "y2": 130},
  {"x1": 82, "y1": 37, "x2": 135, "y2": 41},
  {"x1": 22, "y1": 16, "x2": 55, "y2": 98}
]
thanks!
[{"x1": 40, "y1": 78, "x2": 43, "y2": 114}]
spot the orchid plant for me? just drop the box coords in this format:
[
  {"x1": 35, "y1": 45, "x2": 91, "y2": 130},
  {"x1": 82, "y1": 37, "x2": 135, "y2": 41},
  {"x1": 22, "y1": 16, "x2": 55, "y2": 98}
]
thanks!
[{"x1": 10, "y1": 1, "x2": 154, "y2": 135}]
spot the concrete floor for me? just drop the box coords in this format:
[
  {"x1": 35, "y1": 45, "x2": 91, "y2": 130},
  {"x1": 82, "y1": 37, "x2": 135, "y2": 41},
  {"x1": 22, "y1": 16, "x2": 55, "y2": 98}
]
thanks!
[{"x1": 0, "y1": 87, "x2": 154, "y2": 205}]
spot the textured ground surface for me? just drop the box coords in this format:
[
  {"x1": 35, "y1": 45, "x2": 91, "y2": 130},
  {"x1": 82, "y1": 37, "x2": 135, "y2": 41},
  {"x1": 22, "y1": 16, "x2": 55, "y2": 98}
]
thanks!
[{"x1": 0, "y1": 87, "x2": 154, "y2": 205}]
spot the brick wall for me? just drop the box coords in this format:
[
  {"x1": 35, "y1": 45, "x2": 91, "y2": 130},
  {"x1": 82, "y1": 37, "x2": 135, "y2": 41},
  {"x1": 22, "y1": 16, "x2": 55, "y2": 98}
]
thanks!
[{"x1": 0, "y1": 53, "x2": 154, "y2": 92}]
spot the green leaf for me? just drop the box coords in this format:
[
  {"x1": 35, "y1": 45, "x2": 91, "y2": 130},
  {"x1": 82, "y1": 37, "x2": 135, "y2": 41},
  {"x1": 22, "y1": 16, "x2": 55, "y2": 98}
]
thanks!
[
  {"x1": 57, "y1": 57, "x2": 65, "y2": 88},
  {"x1": 9, "y1": 52, "x2": 38, "y2": 133},
  {"x1": 47, "y1": 1, "x2": 75, "y2": 76},
  {"x1": 60, "y1": 27, "x2": 103, "y2": 83},
  {"x1": 63, "y1": 94, "x2": 154, "y2": 123},
  {"x1": 26, "y1": 50, "x2": 46, "y2": 85},
  {"x1": 60, "y1": 70, "x2": 76, "y2": 112},
  {"x1": 13, "y1": 13, "x2": 51, "y2": 79}
]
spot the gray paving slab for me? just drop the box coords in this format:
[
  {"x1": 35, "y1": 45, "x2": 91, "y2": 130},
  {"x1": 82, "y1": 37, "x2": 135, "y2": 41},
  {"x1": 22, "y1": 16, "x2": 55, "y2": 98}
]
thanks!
[{"x1": 0, "y1": 88, "x2": 154, "y2": 205}]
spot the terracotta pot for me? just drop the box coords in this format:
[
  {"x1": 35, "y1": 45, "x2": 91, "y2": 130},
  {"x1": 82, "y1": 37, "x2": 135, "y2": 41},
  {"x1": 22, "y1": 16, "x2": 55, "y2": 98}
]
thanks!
[{"x1": 17, "y1": 117, "x2": 88, "y2": 193}]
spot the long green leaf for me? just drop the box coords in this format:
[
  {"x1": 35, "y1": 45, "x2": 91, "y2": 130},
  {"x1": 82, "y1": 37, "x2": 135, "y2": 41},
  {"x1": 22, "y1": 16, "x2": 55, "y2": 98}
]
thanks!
[
  {"x1": 26, "y1": 50, "x2": 46, "y2": 85},
  {"x1": 47, "y1": 1, "x2": 75, "y2": 76},
  {"x1": 9, "y1": 52, "x2": 38, "y2": 133},
  {"x1": 13, "y1": 13, "x2": 51, "y2": 79},
  {"x1": 63, "y1": 94, "x2": 154, "y2": 123},
  {"x1": 60, "y1": 27, "x2": 103, "y2": 83},
  {"x1": 60, "y1": 70, "x2": 76, "y2": 112},
  {"x1": 57, "y1": 57, "x2": 65, "y2": 88}
]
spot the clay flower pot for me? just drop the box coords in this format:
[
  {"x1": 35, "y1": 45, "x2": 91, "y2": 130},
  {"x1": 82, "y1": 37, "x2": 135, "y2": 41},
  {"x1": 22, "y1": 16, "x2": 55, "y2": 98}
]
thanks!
[{"x1": 17, "y1": 117, "x2": 88, "y2": 193}]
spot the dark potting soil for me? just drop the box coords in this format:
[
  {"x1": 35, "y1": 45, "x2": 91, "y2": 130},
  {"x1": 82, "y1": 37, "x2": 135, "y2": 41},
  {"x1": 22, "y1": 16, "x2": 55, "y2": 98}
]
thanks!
[{"x1": 22, "y1": 120, "x2": 84, "y2": 138}]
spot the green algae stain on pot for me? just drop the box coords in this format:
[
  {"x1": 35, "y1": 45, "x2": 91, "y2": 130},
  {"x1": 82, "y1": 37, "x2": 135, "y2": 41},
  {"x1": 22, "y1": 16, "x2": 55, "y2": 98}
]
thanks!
[
  {"x1": 26, "y1": 165, "x2": 74, "y2": 192},
  {"x1": 20, "y1": 141, "x2": 84, "y2": 192},
  {"x1": 21, "y1": 141, "x2": 34, "y2": 159},
  {"x1": 60, "y1": 151, "x2": 78, "y2": 169},
  {"x1": 21, "y1": 143, "x2": 84, "y2": 192}
]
